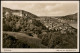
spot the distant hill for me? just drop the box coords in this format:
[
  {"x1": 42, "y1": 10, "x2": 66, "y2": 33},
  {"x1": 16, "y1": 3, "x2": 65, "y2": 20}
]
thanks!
[
  {"x1": 58, "y1": 13, "x2": 77, "y2": 20},
  {"x1": 40, "y1": 13, "x2": 77, "y2": 23},
  {"x1": 55, "y1": 13, "x2": 77, "y2": 23},
  {"x1": 3, "y1": 7, "x2": 77, "y2": 48}
]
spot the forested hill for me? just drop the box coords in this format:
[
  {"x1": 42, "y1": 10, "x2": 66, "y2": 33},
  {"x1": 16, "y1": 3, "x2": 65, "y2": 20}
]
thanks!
[
  {"x1": 3, "y1": 7, "x2": 39, "y2": 19},
  {"x1": 3, "y1": 7, "x2": 47, "y2": 32}
]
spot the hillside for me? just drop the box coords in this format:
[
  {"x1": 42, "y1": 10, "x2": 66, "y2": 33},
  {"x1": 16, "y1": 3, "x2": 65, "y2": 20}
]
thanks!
[
  {"x1": 39, "y1": 13, "x2": 77, "y2": 29},
  {"x1": 3, "y1": 31, "x2": 47, "y2": 48},
  {"x1": 3, "y1": 7, "x2": 39, "y2": 19},
  {"x1": 3, "y1": 7, "x2": 77, "y2": 48},
  {"x1": 55, "y1": 13, "x2": 77, "y2": 23},
  {"x1": 3, "y1": 7, "x2": 47, "y2": 32}
]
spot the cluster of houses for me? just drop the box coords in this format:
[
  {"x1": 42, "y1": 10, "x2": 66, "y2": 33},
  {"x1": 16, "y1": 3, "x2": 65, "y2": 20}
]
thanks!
[{"x1": 41, "y1": 17, "x2": 74, "y2": 34}]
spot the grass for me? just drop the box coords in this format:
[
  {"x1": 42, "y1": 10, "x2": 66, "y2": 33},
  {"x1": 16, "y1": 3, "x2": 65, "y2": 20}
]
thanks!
[{"x1": 3, "y1": 31, "x2": 47, "y2": 48}]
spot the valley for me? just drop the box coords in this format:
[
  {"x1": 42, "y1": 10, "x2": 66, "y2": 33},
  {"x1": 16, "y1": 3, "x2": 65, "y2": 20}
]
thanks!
[{"x1": 2, "y1": 7, "x2": 77, "y2": 48}]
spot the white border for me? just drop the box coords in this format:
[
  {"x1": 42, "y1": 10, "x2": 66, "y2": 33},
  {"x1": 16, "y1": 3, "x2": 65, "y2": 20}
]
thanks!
[{"x1": 1, "y1": 1, "x2": 79, "y2": 52}]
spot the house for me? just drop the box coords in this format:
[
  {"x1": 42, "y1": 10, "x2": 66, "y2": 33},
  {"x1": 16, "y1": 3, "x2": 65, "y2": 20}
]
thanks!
[
  {"x1": 5, "y1": 11, "x2": 9, "y2": 15},
  {"x1": 12, "y1": 10, "x2": 22, "y2": 17}
]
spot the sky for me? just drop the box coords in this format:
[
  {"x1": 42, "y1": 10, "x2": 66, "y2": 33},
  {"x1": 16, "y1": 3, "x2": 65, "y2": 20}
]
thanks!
[{"x1": 1, "y1": 1, "x2": 79, "y2": 16}]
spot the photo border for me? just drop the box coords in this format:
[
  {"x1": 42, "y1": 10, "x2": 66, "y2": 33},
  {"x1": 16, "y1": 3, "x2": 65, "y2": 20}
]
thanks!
[{"x1": 0, "y1": 0, "x2": 79, "y2": 53}]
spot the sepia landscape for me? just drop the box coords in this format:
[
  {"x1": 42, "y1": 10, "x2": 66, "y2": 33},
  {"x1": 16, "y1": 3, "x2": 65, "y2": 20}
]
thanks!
[{"x1": 2, "y1": 2, "x2": 78, "y2": 48}]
